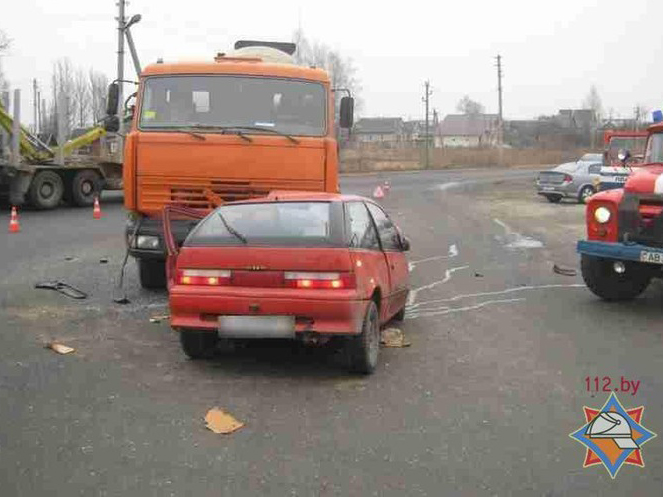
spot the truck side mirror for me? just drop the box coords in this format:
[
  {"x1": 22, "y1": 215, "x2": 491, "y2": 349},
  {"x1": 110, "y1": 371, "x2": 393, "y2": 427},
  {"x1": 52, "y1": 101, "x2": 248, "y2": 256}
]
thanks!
[
  {"x1": 103, "y1": 115, "x2": 120, "y2": 133},
  {"x1": 618, "y1": 149, "x2": 631, "y2": 164},
  {"x1": 339, "y1": 96, "x2": 354, "y2": 129},
  {"x1": 106, "y1": 82, "x2": 120, "y2": 116},
  {"x1": 400, "y1": 235, "x2": 411, "y2": 252}
]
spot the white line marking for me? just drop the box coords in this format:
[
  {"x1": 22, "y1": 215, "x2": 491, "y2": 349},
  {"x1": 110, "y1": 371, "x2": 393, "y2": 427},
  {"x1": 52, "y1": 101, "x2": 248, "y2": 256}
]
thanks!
[
  {"x1": 407, "y1": 298, "x2": 525, "y2": 319},
  {"x1": 493, "y1": 218, "x2": 543, "y2": 249},
  {"x1": 407, "y1": 284, "x2": 584, "y2": 310},
  {"x1": 406, "y1": 265, "x2": 469, "y2": 306},
  {"x1": 408, "y1": 244, "x2": 459, "y2": 271},
  {"x1": 448, "y1": 243, "x2": 458, "y2": 257}
]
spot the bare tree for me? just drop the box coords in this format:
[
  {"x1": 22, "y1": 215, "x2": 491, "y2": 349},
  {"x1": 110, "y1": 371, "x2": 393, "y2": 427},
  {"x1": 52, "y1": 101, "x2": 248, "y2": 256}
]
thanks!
[
  {"x1": 634, "y1": 104, "x2": 649, "y2": 129},
  {"x1": 582, "y1": 85, "x2": 603, "y2": 122},
  {"x1": 0, "y1": 29, "x2": 11, "y2": 98},
  {"x1": 89, "y1": 69, "x2": 108, "y2": 123},
  {"x1": 456, "y1": 95, "x2": 485, "y2": 115},
  {"x1": 51, "y1": 58, "x2": 77, "y2": 139},
  {"x1": 73, "y1": 68, "x2": 90, "y2": 128}
]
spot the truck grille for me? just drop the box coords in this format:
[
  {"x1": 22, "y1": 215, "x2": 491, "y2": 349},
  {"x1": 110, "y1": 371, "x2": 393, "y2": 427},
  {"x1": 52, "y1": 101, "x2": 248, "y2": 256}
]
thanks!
[
  {"x1": 618, "y1": 193, "x2": 663, "y2": 247},
  {"x1": 138, "y1": 176, "x2": 325, "y2": 211}
]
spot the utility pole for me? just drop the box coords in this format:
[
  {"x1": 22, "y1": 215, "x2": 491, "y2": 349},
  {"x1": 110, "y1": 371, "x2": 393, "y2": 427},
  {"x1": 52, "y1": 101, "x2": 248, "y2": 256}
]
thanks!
[
  {"x1": 495, "y1": 54, "x2": 504, "y2": 163},
  {"x1": 422, "y1": 81, "x2": 432, "y2": 168},
  {"x1": 32, "y1": 79, "x2": 39, "y2": 135},
  {"x1": 116, "y1": 0, "x2": 126, "y2": 134}
]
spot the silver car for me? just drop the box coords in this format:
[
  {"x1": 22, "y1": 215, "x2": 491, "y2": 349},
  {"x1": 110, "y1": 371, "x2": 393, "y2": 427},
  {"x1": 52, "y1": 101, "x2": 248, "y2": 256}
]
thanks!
[{"x1": 536, "y1": 156, "x2": 602, "y2": 204}]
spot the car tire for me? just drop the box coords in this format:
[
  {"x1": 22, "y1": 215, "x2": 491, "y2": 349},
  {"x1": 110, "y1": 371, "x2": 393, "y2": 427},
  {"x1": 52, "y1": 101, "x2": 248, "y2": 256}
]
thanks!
[
  {"x1": 28, "y1": 170, "x2": 64, "y2": 210},
  {"x1": 544, "y1": 194, "x2": 562, "y2": 204},
  {"x1": 138, "y1": 259, "x2": 167, "y2": 290},
  {"x1": 179, "y1": 330, "x2": 218, "y2": 359},
  {"x1": 578, "y1": 186, "x2": 594, "y2": 204},
  {"x1": 580, "y1": 254, "x2": 651, "y2": 301},
  {"x1": 70, "y1": 170, "x2": 103, "y2": 207},
  {"x1": 347, "y1": 300, "x2": 380, "y2": 374}
]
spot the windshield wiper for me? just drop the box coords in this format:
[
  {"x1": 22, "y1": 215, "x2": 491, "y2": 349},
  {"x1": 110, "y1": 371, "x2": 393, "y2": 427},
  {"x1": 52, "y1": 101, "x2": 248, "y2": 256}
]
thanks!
[
  {"x1": 187, "y1": 124, "x2": 253, "y2": 142},
  {"x1": 217, "y1": 212, "x2": 247, "y2": 244},
  {"x1": 221, "y1": 125, "x2": 300, "y2": 144}
]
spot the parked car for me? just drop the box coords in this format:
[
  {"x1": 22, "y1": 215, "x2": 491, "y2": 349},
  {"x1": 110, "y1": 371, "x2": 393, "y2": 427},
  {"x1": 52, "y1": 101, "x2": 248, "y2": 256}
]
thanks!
[
  {"x1": 536, "y1": 157, "x2": 603, "y2": 204},
  {"x1": 164, "y1": 192, "x2": 411, "y2": 374}
]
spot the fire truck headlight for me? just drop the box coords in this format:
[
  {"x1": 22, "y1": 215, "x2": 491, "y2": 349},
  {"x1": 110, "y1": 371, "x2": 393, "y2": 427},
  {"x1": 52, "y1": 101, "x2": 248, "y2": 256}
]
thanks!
[{"x1": 594, "y1": 206, "x2": 611, "y2": 224}]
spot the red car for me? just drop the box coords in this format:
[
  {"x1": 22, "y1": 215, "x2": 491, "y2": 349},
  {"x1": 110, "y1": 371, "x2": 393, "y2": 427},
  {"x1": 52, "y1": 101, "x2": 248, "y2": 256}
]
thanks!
[{"x1": 164, "y1": 192, "x2": 411, "y2": 374}]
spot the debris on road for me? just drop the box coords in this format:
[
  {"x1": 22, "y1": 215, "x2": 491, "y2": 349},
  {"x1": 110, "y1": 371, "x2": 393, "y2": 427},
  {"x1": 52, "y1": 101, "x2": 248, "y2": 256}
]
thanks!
[
  {"x1": 204, "y1": 407, "x2": 244, "y2": 434},
  {"x1": 64, "y1": 256, "x2": 77, "y2": 262},
  {"x1": 553, "y1": 264, "x2": 577, "y2": 277},
  {"x1": 149, "y1": 314, "x2": 170, "y2": 324},
  {"x1": 474, "y1": 272, "x2": 484, "y2": 278},
  {"x1": 45, "y1": 342, "x2": 75, "y2": 355},
  {"x1": 99, "y1": 258, "x2": 109, "y2": 264},
  {"x1": 35, "y1": 281, "x2": 88, "y2": 300},
  {"x1": 381, "y1": 328, "x2": 411, "y2": 348}
]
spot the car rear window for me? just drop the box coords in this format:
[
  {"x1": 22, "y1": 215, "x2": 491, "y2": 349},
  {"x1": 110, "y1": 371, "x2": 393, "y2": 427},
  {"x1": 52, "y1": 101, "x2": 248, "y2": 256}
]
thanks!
[{"x1": 185, "y1": 202, "x2": 339, "y2": 247}]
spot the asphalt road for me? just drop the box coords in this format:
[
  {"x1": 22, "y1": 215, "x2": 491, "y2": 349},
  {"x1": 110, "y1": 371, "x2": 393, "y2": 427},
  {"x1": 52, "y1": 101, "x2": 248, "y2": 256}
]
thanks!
[{"x1": 1, "y1": 167, "x2": 662, "y2": 495}]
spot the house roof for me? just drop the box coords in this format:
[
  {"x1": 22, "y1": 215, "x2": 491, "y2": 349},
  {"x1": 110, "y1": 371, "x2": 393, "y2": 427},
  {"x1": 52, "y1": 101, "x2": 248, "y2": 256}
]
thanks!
[
  {"x1": 354, "y1": 117, "x2": 404, "y2": 134},
  {"x1": 438, "y1": 114, "x2": 498, "y2": 137}
]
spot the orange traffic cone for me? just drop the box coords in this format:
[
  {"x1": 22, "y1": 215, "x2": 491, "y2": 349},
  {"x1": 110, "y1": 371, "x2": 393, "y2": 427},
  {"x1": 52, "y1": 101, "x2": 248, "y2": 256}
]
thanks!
[
  {"x1": 93, "y1": 197, "x2": 102, "y2": 219},
  {"x1": 372, "y1": 185, "x2": 385, "y2": 199},
  {"x1": 8, "y1": 206, "x2": 20, "y2": 233}
]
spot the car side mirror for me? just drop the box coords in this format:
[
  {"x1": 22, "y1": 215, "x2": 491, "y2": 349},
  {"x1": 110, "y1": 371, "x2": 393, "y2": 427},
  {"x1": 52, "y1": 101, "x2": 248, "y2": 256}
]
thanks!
[
  {"x1": 106, "y1": 82, "x2": 120, "y2": 116},
  {"x1": 339, "y1": 96, "x2": 354, "y2": 129},
  {"x1": 400, "y1": 234, "x2": 411, "y2": 252}
]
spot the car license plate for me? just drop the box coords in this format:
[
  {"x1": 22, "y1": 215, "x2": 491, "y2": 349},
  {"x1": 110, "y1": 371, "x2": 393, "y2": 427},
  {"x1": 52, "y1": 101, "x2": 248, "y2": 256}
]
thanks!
[
  {"x1": 614, "y1": 176, "x2": 627, "y2": 183},
  {"x1": 640, "y1": 251, "x2": 663, "y2": 264},
  {"x1": 217, "y1": 315, "x2": 295, "y2": 338},
  {"x1": 542, "y1": 186, "x2": 556, "y2": 191}
]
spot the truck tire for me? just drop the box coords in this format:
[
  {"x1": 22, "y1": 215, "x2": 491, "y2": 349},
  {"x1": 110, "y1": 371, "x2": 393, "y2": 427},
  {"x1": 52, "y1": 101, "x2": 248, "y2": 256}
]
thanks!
[
  {"x1": 138, "y1": 259, "x2": 167, "y2": 290},
  {"x1": 347, "y1": 300, "x2": 380, "y2": 374},
  {"x1": 179, "y1": 330, "x2": 218, "y2": 359},
  {"x1": 28, "y1": 170, "x2": 64, "y2": 210},
  {"x1": 70, "y1": 170, "x2": 103, "y2": 207},
  {"x1": 581, "y1": 254, "x2": 651, "y2": 301}
]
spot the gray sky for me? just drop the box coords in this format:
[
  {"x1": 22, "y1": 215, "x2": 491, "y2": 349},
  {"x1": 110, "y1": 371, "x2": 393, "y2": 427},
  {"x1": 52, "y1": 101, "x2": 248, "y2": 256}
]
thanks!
[{"x1": 2, "y1": 0, "x2": 663, "y2": 125}]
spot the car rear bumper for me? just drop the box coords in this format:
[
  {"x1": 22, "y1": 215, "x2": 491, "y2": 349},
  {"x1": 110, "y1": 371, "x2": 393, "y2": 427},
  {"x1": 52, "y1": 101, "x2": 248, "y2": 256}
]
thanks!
[
  {"x1": 169, "y1": 287, "x2": 367, "y2": 336},
  {"x1": 536, "y1": 185, "x2": 573, "y2": 197}
]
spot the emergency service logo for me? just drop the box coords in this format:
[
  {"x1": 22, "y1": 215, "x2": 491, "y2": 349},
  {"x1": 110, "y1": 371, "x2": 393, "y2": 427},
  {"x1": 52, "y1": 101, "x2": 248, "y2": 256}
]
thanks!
[{"x1": 569, "y1": 392, "x2": 656, "y2": 478}]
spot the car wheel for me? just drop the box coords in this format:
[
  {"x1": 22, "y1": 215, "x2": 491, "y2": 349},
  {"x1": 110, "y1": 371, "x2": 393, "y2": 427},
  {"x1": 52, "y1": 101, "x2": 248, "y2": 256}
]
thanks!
[
  {"x1": 580, "y1": 254, "x2": 651, "y2": 301},
  {"x1": 578, "y1": 186, "x2": 594, "y2": 204},
  {"x1": 28, "y1": 170, "x2": 64, "y2": 209},
  {"x1": 347, "y1": 300, "x2": 380, "y2": 374},
  {"x1": 71, "y1": 170, "x2": 103, "y2": 207},
  {"x1": 544, "y1": 194, "x2": 562, "y2": 204},
  {"x1": 138, "y1": 259, "x2": 167, "y2": 290},
  {"x1": 179, "y1": 330, "x2": 218, "y2": 359}
]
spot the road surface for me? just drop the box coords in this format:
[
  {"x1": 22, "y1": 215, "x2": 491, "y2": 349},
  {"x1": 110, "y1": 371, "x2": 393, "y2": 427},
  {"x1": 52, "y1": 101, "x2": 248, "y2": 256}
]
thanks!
[{"x1": 1, "y1": 167, "x2": 662, "y2": 495}]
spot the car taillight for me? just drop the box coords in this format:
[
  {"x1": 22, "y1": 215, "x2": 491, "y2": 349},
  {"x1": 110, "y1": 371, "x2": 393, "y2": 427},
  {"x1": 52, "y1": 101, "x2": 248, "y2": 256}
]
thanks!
[
  {"x1": 563, "y1": 174, "x2": 572, "y2": 183},
  {"x1": 177, "y1": 269, "x2": 231, "y2": 286},
  {"x1": 284, "y1": 272, "x2": 356, "y2": 289}
]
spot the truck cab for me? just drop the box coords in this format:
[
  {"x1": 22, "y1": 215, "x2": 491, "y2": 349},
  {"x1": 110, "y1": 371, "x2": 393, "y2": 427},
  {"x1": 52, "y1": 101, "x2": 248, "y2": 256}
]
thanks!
[
  {"x1": 116, "y1": 42, "x2": 354, "y2": 288},
  {"x1": 577, "y1": 121, "x2": 663, "y2": 300}
]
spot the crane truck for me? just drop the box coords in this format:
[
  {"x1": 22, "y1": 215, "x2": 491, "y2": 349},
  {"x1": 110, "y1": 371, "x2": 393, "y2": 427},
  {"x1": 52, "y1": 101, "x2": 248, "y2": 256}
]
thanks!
[
  {"x1": 106, "y1": 40, "x2": 354, "y2": 289},
  {"x1": 578, "y1": 114, "x2": 663, "y2": 300}
]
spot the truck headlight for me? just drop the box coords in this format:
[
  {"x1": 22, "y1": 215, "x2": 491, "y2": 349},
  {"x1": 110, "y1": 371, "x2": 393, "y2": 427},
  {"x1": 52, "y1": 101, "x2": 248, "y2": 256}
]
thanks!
[
  {"x1": 136, "y1": 235, "x2": 160, "y2": 249},
  {"x1": 594, "y1": 206, "x2": 611, "y2": 224}
]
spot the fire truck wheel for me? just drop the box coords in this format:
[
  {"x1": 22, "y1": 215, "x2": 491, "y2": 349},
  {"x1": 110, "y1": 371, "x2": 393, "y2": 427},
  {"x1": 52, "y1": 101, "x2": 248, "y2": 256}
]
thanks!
[
  {"x1": 138, "y1": 259, "x2": 167, "y2": 290},
  {"x1": 28, "y1": 170, "x2": 64, "y2": 210},
  {"x1": 71, "y1": 170, "x2": 103, "y2": 207},
  {"x1": 581, "y1": 254, "x2": 651, "y2": 301},
  {"x1": 179, "y1": 330, "x2": 218, "y2": 359},
  {"x1": 578, "y1": 185, "x2": 595, "y2": 204},
  {"x1": 545, "y1": 194, "x2": 562, "y2": 203}
]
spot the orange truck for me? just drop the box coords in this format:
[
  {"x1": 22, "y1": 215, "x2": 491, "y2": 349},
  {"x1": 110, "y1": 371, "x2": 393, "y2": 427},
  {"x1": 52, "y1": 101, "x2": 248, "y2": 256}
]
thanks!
[{"x1": 105, "y1": 41, "x2": 354, "y2": 289}]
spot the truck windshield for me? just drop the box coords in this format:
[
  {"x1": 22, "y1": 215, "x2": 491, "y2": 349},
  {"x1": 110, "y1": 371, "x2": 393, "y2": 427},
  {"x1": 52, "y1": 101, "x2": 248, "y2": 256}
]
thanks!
[
  {"x1": 607, "y1": 137, "x2": 647, "y2": 162},
  {"x1": 139, "y1": 76, "x2": 326, "y2": 136},
  {"x1": 644, "y1": 133, "x2": 663, "y2": 163}
]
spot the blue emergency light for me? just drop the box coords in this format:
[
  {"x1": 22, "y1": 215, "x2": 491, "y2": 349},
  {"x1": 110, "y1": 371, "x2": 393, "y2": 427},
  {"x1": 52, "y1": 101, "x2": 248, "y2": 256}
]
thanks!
[{"x1": 653, "y1": 110, "x2": 663, "y2": 123}]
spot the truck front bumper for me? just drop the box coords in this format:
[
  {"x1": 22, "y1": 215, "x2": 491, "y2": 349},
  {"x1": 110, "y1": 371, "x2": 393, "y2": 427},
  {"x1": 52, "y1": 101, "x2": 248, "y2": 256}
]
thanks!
[{"x1": 577, "y1": 240, "x2": 663, "y2": 263}]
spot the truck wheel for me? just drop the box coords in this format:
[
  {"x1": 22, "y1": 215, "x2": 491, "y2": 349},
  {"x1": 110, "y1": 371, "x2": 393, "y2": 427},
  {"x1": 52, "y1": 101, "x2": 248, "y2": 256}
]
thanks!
[
  {"x1": 28, "y1": 170, "x2": 64, "y2": 210},
  {"x1": 138, "y1": 259, "x2": 167, "y2": 290},
  {"x1": 545, "y1": 194, "x2": 562, "y2": 203},
  {"x1": 179, "y1": 330, "x2": 218, "y2": 359},
  {"x1": 70, "y1": 170, "x2": 102, "y2": 207},
  {"x1": 578, "y1": 186, "x2": 594, "y2": 204},
  {"x1": 347, "y1": 300, "x2": 380, "y2": 374},
  {"x1": 581, "y1": 254, "x2": 651, "y2": 301}
]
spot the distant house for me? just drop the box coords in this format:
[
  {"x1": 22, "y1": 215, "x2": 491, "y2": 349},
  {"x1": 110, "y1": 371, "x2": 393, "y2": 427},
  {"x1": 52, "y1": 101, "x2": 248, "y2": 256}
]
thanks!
[
  {"x1": 437, "y1": 114, "x2": 498, "y2": 148},
  {"x1": 353, "y1": 118, "x2": 405, "y2": 144}
]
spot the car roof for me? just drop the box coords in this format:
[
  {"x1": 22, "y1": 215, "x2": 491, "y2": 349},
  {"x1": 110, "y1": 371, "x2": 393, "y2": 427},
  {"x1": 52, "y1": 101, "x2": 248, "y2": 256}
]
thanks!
[{"x1": 219, "y1": 191, "x2": 372, "y2": 205}]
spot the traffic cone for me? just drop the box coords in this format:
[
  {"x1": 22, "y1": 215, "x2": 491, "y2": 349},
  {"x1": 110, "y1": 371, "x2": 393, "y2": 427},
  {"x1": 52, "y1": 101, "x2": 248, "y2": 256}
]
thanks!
[
  {"x1": 372, "y1": 185, "x2": 385, "y2": 199},
  {"x1": 8, "y1": 206, "x2": 20, "y2": 233},
  {"x1": 93, "y1": 197, "x2": 102, "y2": 219}
]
